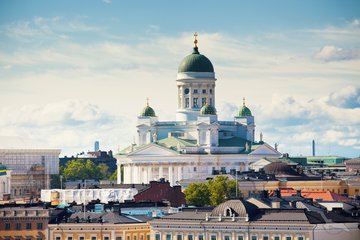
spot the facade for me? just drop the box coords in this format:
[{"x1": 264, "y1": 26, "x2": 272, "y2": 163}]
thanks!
[
  {"x1": 149, "y1": 199, "x2": 360, "y2": 240},
  {"x1": 0, "y1": 207, "x2": 50, "y2": 240},
  {"x1": 116, "y1": 34, "x2": 281, "y2": 186},
  {"x1": 48, "y1": 211, "x2": 150, "y2": 240},
  {"x1": 0, "y1": 149, "x2": 60, "y2": 198},
  {"x1": 0, "y1": 163, "x2": 11, "y2": 200},
  {"x1": 345, "y1": 158, "x2": 360, "y2": 173},
  {"x1": 41, "y1": 188, "x2": 138, "y2": 205},
  {"x1": 238, "y1": 179, "x2": 360, "y2": 198}
]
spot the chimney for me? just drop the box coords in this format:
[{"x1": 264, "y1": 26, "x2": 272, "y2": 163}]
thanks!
[
  {"x1": 296, "y1": 190, "x2": 301, "y2": 197},
  {"x1": 274, "y1": 189, "x2": 281, "y2": 198},
  {"x1": 312, "y1": 140, "x2": 315, "y2": 157}
]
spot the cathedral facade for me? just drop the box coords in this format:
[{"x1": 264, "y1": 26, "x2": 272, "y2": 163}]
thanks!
[{"x1": 116, "y1": 35, "x2": 281, "y2": 186}]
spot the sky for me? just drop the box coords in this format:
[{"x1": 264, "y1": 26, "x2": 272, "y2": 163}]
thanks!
[{"x1": 0, "y1": 0, "x2": 359, "y2": 157}]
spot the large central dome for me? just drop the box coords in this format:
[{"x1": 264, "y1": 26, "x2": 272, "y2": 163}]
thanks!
[{"x1": 178, "y1": 47, "x2": 214, "y2": 73}]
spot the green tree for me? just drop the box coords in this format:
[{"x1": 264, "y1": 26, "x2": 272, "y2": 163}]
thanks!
[
  {"x1": 184, "y1": 182, "x2": 210, "y2": 206},
  {"x1": 109, "y1": 170, "x2": 117, "y2": 181},
  {"x1": 208, "y1": 176, "x2": 237, "y2": 205},
  {"x1": 183, "y1": 175, "x2": 239, "y2": 206},
  {"x1": 62, "y1": 159, "x2": 109, "y2": 180}
]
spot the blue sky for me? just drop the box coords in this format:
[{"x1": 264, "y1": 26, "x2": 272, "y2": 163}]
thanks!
[{"x1": 0, "y1": 0, "x2": 359, "y2": 157}]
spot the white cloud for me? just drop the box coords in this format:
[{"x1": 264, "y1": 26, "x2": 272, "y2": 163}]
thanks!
[{"x1": 314, "y1": 45, "x2": 359, "y2": 62}]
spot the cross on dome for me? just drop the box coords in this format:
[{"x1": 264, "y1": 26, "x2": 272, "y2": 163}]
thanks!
[{"x1": 194, "y1": 32, "x2": 198, "y2": 48}]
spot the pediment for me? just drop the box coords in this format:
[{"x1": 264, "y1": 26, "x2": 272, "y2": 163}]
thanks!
[
  {"x1": 128, "y1": 143, "x2": 178, "y2": 156},
  {"x1": 250, "y1": 143, "x2": 281, "y2": 156},
  {"x1": 136, "y1": 124, "x2": 150, "y2": 128}
]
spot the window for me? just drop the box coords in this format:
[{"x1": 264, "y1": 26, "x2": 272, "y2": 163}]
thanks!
[
  {"x1": 188, "y1": 235, "x2": 193, "y2": 240},
  {"x1": 104, "y1": 237, "x2": 110, "y2": 240},
  {"x1": 185, "y1": 98, "x2": 190, "y2": 108},
  {"x1": 198, "y1": 235, "x2": 204, "y2": 240},
  {"x1": 177, "y1": 235, "x2": 182, "y2": 240},
  {"x1": 286, "y1": 237, "x2": 292, "y2": 240},
  {"x1": 251, "y1": 236, "x2": 257, "y2": 240},
  {"x1": 193, "y1": 167, "x2": 197, "y2": 172},
  {"x1": 202, "y1": 98, "x2": 206, "y2": 106},
  {"x1": 224, "y1": 236, "x2": 230, "y2": 240},
  {"x1": 237, "y1": 236, "x2": 244, "y2": 240},
  {"x1": 211, "y1": 236, "x2": 217, "y2": 240},
  {"x1": 79, "y1": 237, "x2": 85, "y2": 240},
  {"x1": 140, "y1": 236, "x2": 144, "y2": 240},
  {"x1": 202, "y1": 89, "x2": 206, "y2": 94},
  {"x1": 184, "y1": 88, "x2": 189, "y2": 94},
  {"x1": 4, "y1": 236, "x2": 11, "y2": 240},
  {"x1": 67, "y1": 237, "x2": 73, "y2": 240},
  {"x1": 37, "y1": 222, "x2": 43, "y2": 230},
  {"x1": 5, "y1": 223, "x2": 10, "y2": 230},
  {"x1": 26, "y1": 237, "x2": 32, "y2": 240},
  {"x1": 56, "y1": 237, "x2": 61, "y2": 240},
  {"x1": 26, "y1": 223, "x2": 32, "y2": 230},
  {"x1": 37, "y1": 238, "x2": 42, "y2": 240},
  {"x1": 15, "y1": 237, "x2": 21, "y2": 240},
  {"x1": 166, "y1": 234, "x2": 171, "y2": 240},
  {"x1": 263, "y1": 236, "x2": 269, "y2": 240},
  {"x1": 210, "y1": 89, "x2": 213, "y2": 94},
  {"x1": 147, "y1": 235, "x2": 150, "y2": 240},
  {"x1": 298, "y1": 237, "x2": 304, "y2": 240},
  {"x1": 194, "y1": 89, "x2": 198, "y2": 94},
  {"x1": 16, "y1": 223, "x2": 21, "y2": 230},
  {"x1": 209, "y1": 98, "x2": 212, "y2": 106},
  {"x1": 155, "y1": 234, "x2": 161, "y2": 240},
  {"x1": 91, "y1": 237, "x2": 97, "y2": 240},
  {"x1": 134, "y1": 237, "x2": 137, "y2": 240},
  {"x1": 193, "y1": 98, "x2": 198, "y2": 108},
  {"x1": 116, "y1": 238, "x2": 122, "y2": 240}
]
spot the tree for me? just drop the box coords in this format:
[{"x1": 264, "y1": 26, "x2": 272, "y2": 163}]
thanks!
[
  {"x1": 183, "y1": 176, "x2": 239, "y2": 206},
  {"x1": 208, "y1": 176, "x2": 237, "y2": 205},
  {"x1": 62, "y1": 159, "x2": 109, "y2": 180},
  {"x1": 184, "y1": 182, "x2": 210, "y2": 206}
]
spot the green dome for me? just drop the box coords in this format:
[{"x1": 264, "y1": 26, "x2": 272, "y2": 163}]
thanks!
[
  {"x1": 238, "y1": 106, "x2": 252, "y2": 117},
  {"x1": 178, "y1": 47, "x2": 214, "y2": 73},
  {"x1": 141, "y1": 105, "x2": 156, "y2": 117},
  {"x1": 200, "y1": 104, "x2": 217, "y2": 115}
]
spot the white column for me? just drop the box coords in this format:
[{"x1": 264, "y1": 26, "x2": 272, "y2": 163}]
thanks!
[
  {"x1": 129, "y1": 165, "x2": 133, "y2": 184},
  {"x1": 177, "y1": 165, "x2": 182, "y2": 182},
  {"x1": 117, "y1": 164, "x2": 122, "y2": 184},
  {"x1": 137, "y1": 166, "x2": 142, "y2": 184},
  {"x1": 148, "y1": 166, "x2": 153, "y2": 182},
  {"x1": 159, "y1": 165, "x2": 163, "y2": 179},
  {"x1": 168, "y1": 165, "x2": 173, "y2": 185}
]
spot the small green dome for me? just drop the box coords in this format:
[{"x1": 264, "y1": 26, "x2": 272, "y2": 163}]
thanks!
[
  {"x1": 178, "y1": 47, "x2": 214, "y2": 73},
  {"x1": 141, "y1": 105, "x2": 156, "y2": 117},
  {"x1": 200, "y1": 104, "x2": 217, "y2": 115},
  {"x1": 238, "y1": 106, "x2": 252, "y2": 117}
]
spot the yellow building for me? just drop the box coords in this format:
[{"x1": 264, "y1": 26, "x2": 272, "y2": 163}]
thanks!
[
  {"x1": 238, "y1": 178, "x2": 360, "y2": 197},
  {"x1": 48, "y1": 211, "x2": 150, "y2": 240}
]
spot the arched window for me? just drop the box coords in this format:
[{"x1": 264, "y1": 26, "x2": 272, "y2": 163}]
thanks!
[{"x1": 225, "y1": 207, "x2": 233, "y2": 217}]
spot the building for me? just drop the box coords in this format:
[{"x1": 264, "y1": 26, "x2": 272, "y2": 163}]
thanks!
[
  {"x1": 134, "y1": 179, "x2": 185, "y2": 207},
  {"x1": 41, "y1": 188, "x2": 138, "y2": 205},
  {"x1": 0, "y1": 149, "x2": 60, "y2": 198},
  {"x1": 345, "y1": 158, "x2": 360, "y2": 173},
  {"x1": 48, "y1": 210, "x2": 151, "y2": 240},
  {"x1": 0, "y1": 206, "x2": 51, "y2": 240},
  {"x1": 0, "y1": 163, "x2": 11, "y2": 200},
  {"x1": 149, "y1": 199, "x2": 360, "y2": 240},
  {"x1": 116, "y1": 34, "x2": 281, "y2": 186}
]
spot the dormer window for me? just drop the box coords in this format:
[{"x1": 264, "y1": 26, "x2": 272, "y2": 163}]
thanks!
[{"x1": 225, "y1": 207, "x2": 233, "y2": 217}]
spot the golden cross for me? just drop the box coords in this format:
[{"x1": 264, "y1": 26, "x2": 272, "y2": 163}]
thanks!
[{"x1": 194, "y1": 32, "x2": 198, "y2": 47}]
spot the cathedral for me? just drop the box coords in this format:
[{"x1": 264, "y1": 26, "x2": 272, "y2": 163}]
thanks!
[{"x1": 116, "y1": 34, "x2": 281, "y2": 186}]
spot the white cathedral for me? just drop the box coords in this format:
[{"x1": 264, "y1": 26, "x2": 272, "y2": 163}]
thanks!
[{"x1": 116, "y1": 34, "x2": 282, "y2": 186}]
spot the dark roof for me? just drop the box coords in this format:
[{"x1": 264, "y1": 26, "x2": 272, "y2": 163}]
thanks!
[
  {"x1": 263, "y1": 162, "x2": 299, "y2": 176},
  {"x1": 211, "y1": 199, "x2": 258, "y2": 218}
]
